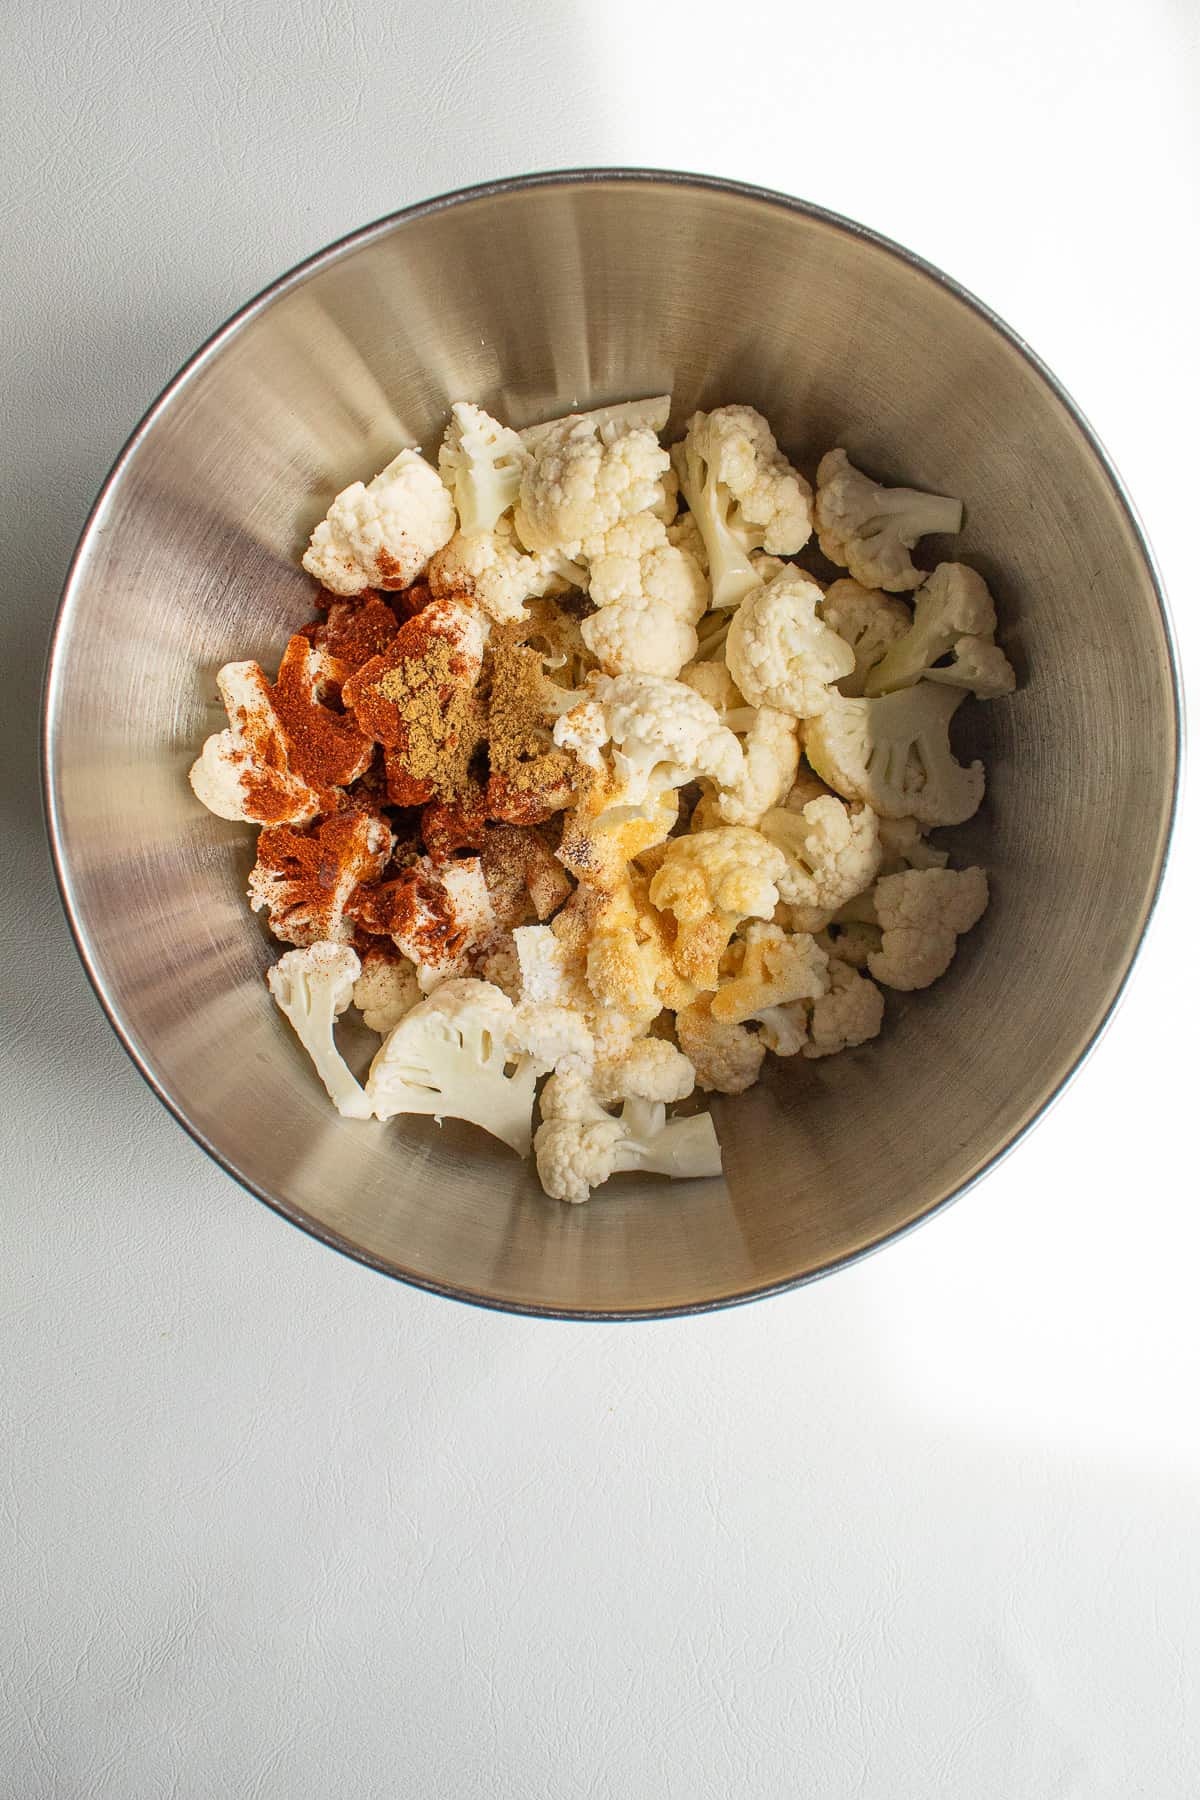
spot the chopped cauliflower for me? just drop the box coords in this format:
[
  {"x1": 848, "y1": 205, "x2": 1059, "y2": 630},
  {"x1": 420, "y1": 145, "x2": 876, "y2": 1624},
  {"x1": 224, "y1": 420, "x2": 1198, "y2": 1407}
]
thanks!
[
  {"x1": 519, "y1": 395, "x2": 671, "y2": 450},
  {"x1": 427, "y1": 519, "x2": 572, "y2": 626},
  {"x1": 581, "y1": 672, "x2": 744, "y2": 806},
  {"x1": 365, "y1": 977, "x2": 537, "y2": 1155},
  {"x1": 876, "y1": 816, "x2": 949, "y2": 875},
  {"x1": 757, "y1": 792, "x2": 881, "y2": 931},
  {"x1": 804, "y1": 683, "x2": 985, "y2": 827},
  {"x1": 867, "y1": 866, "x2": 989, "y2": 991},
  {"x1": 726, "y1": 570, "x2": 855, "y2": 718},
  {"x1": 675, "y1": 996, "x2": 766, "y2": 1094},
  {"x1": 815, "y1": 449, "x2": 963, "y2": 592},
  {"x1": 534, "y1": 1063, "x2": 720, "y2": 1203},
  {"x1": 189, "y1": 641, "x2": 373, "y2": 826},
  {"x1": 303, "y1": 448, "x2": 456, "y2": 595},
  {"x1": 650, "y1": 826, "x2": 788, "y2": 989},
  {"x1": 353, "y1": 947, "x2": 421, "y2": 1034},
  {"x1": 514, "y1": 416, "x2": 671, "y2": 559},
  {"x1": 803, "y1": 958, "x2": 885, "y2": 1058},
  {"x1": 267, "y1": 942, "x2": 373, "y2": 1119},
  {"x1": 249, "y1": 807, "x2": 392, "y2": 945},
  {"x1": 710, "y1": 922, "x2": 829, "y2": 1025},
  {"x1": 438, "y1": 401, "x2": 528, "y2": 535},
  {"x1": 820, "y1": 579, "x2": 912, "y2": 697},
  {"x1": 580, "y1": 512, "x2": 707, "y2": 678},
  {"x1": 672, "y1": 406, "x2": 812, "y2": 609},
  {"x1": 866, "y1": 563, "x2": 1014, "y2": 698},
  {"x1": 196, "y1": 395, "x2": 1019, "y2": 1208}
]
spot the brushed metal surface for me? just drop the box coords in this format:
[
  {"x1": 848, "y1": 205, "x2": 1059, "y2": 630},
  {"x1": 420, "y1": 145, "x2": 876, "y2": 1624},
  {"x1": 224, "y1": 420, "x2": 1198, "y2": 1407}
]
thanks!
[{"x1": 43, "y1": 172, "x2": 1180, "y2": 1317}]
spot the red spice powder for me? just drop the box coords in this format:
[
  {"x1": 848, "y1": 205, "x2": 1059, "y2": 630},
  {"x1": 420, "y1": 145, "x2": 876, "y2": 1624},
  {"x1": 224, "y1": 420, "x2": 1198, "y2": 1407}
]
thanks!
[
  {"x1": 351, "y1": 863, "x2": 474, "y2": 965},
  {"x1": 301, "y1": 595, "x2": 400, "y2": 686},
  {"x1": 267, "y1": 635, "x2": 373, "y2": 794}
]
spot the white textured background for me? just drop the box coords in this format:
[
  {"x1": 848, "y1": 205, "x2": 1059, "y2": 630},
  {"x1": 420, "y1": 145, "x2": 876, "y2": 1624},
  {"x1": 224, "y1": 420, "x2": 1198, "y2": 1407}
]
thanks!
[{"x1": 3, "y1": 2, "x2": 1198, "y2": 1794}]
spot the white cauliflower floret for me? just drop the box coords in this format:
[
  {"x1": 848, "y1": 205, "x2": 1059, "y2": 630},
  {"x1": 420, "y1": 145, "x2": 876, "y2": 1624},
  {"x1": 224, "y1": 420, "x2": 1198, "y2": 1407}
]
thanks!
[
  {"x1": 866, "y1": 563, "x2": 1014, "y2": 698},
  {"x1": 534, "y1": 1065, "x2": 720, "y2": 1204},
  {"x1": 438, "y1": 401, "x2": 528, "y2": 534},
  {"x1": 514, "y1": 417, "x2": 671, "y2": 559},
  {"x1": 580, "y1": 512, "x2": 707, "y2": 679},
  {"x1": 667, "y1": 508, "x2": 708, "y2": 573},
  {"x1": 302, "y1": 448, "x2": 456, "y2": 595},
  {"x1": 672, "y1": 406, "x2": 813, "y2": 609},
  {"x1": 866, "y1": 866, "x2": 989, "y2": 991},
  {"x1": 716, "y1": 708, "x2": 801, "y2": 827},
  {"x1": 876, "y1": 816, "x2": 949, "y2": 874},
  {"x1": 365, "y1": 977, "x2": 537, "y2": 1155},
  {"x1": 815, "y1": 449, "x2": 963, "y2": 593},
  {"x1": 650, "y1": 826, "x2": 788, "y2": 989},
  {"x1": 710, "y1": 922, "x2": 829, "y2": 1026},
  {"x1": 427, "y1": 519, "x2": 573, "y2": 626},
  {"x1": 803, "y1": 958, "x2": 885, "y2": 1059},
  {"x1": 267, "y1": 943, "x2": 373, "y2": 1120},
  {"x1": 804, "y1": 683, "x2": 985, "y2": 827},
  {"x1": 519, "y1": 395, "x2": 671, "y2": 449},
  {"x1": 757, "y1": 793, "x2": 882, "y2": 930},
  {"x1": 726, "y1": 571, "x2": 855, "y2": 718},
  {"x1": 675, "y1": 996, "x2": 766, "y2": 1094},
  {"x1": 820, "y1": 579, "x2": 913, "y2": 697},
  {"x1": 352, "y1": 948, "x2": 420, "y2": 1034},
  {"x1": 582, "y1": 672, "x2": 744, "y2": 805},
  {"x1": 513, "y1": 1001, "x2": 595, "y2": 1071},
  {"x1": 678, "y1": 659, "x2": 749, "y2": 719}
]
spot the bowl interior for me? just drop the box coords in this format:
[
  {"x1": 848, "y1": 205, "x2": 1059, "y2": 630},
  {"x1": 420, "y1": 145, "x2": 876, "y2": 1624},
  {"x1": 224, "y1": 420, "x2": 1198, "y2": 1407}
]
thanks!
[{"x1": 45, "y1": 175, "x2": 1179, "y2": 1315}]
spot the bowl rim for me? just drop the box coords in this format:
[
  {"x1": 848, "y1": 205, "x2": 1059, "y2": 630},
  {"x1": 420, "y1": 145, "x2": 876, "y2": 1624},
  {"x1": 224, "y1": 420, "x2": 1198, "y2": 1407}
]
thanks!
[{"x1": 41, "y1": 167, "x2": 1185, "y2": 1321}]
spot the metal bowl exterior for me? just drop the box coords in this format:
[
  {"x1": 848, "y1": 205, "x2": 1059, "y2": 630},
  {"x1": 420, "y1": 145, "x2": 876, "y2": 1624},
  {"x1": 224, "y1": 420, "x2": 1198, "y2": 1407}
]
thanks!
[{"x1": 43, "y1": 172, "x2": 1180, "y2": 1318}]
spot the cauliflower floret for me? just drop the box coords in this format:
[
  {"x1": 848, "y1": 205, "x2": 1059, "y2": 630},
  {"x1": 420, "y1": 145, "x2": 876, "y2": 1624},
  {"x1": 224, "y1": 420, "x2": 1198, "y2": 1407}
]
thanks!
[
  {"x1": 726, "y1": 571, "x2": 855, "y2": 718},
  {"x1": 671, "y1": 406, "x2": 812, "y2": 609},
  {"x1": 650, "y1": 826, "x2": 787, "y2": 989},
  {"x1": 677, "y1": 659, "x2": 799, "y2": 828},
  {"x1": 427, "y1": 519, "x2": 573, "y2": 626},
  {"x1": 675, "y1": 996, "x2": 766, "y2": 1094},
  {"x1": 876, "y1": 816, "x2": 949, "y2": 874},
  {"x1": 534, "y1": 1065, "x2": 720, "y2": 1204},
  {"x1": 816, "y1": 921, "x2": 882, "y2": 972},
  {"x1": 866, "y1": 866, "x2": 989, "y2": 991},
  {"x1": 579, "y1": 512, "x2": 708, "y2": 679},
  {"x1": 678, "y1": 659, "x2": 748, "y2": 718},
  {"x1": 365, "y1": 977, "x2": 537, "y2": 1155},
  {"x1": 804, "y1": 683, "x2": 985, "y2": 827},
  {"x1": 353, "y1": 946, "x2": 421, "y2": 1033},
  {"x1": 815, "y1": 449, "x2": 963, "y2": 593},
  {"x1": 303, "y1": 448, "x2": 456, "y2": 595},
  {"x1": 249, "y1": 807, "x2": 392, "y2": 945},
  {"x1": 189, "y1": 641, "x2": 374, "y2": 826},
  {"x1": 577, "y1": 672, "x2": 744, "y2": 806},
  {"x1": 866, "y1": 562, "x2": 1014, "y2": 698},
  {"x1": 519, "y1": 395, "x2": 671, "y2": 449},
  {"x1": 757, "y1": 793, "x2": 882, "y2": 931},
  {"x1": 803, "y1": 958, "x2": 885, "y2": 1059},
  {"x1": 513, "y1": 1001, "x2": 595, "y2": 1071},
  {"x1": 353, "y1": 855, "x2": 496, "y2": 988},
  {"x1": 710, "y1": 922, "x2": 829, "y2": 1025},
  {"x1": 666, "y1": 508, "x2": 708, "y2": 572},
  {"x1": 513, "y1": 923, "x2": 590, "y2": 1008},
  {"x1": 820, "y1": 579, "x2": 913, "y2": 697},
  {"x1": 715, "y1": 707, "x2": 801, "y2": 828},
  {"x1": 591, "y1": 1037, "x2": 697, "y2": 1105},
  {"x1": 438, "y1": 401, "x2": 528, "y2": 534},
  {"x1": 267, "y1": 942, "x2": 373, "y2": 1119},
  {"x1": 514, "y1": 417, "x2": 671, "y2": 559}
]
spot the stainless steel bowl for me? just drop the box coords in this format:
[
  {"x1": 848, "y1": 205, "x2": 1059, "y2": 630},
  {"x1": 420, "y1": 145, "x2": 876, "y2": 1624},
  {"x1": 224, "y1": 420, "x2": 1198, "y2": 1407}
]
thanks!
[{"x1": 44, "y1": 171, "x2": 1181, "y2": 1317}]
